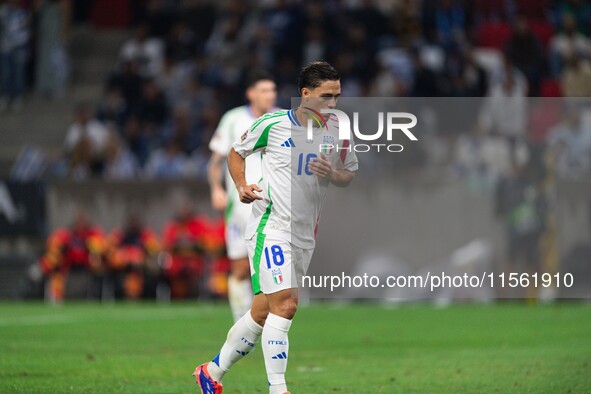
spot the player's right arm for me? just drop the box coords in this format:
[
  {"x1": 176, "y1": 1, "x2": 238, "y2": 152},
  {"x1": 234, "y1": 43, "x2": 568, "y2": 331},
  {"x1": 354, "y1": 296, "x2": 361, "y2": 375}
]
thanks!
[
  {"x1": 228, "y1": 117, "x2": 274, "y2": 203},
  {"x1": 207, "y1": 152, "x2": 227, "y2": 211},
  {"x1": 228, "y1": 148, "x2": 262, "y2": 203},
  {"x1": 207, "y1": 111, "x2": 235, "y2": 210}
]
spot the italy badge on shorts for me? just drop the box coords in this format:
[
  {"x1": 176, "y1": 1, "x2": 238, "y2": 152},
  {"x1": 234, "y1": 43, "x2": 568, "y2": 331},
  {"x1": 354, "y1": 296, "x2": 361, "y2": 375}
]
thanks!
[{"x1": 272, "y1": 268, "x2": 283, "y2": 285}]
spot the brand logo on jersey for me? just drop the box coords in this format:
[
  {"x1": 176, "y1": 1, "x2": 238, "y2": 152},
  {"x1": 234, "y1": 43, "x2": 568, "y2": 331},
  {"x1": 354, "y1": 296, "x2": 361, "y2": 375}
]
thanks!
[
  {"x1": 272, "y1": 351, "x2": 288, "y2": 359},
  {"x1": 280, "y1": 138, "x2": 296, "y2": 148},
  {"x1": 272, "y1": 268, "x2": 283, "y2": 284},
  {"x1": 240, "y1": 130, "x2": 248, "y2": 142},
  {"x1": 321, "y1": 135, "x2": 335, "y2": 154}
]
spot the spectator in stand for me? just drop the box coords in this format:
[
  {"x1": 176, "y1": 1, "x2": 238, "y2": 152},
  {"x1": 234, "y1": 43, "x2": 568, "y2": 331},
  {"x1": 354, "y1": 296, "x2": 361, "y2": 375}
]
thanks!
[
  {"x1": 479, "y1": 57, "x2": 528, "y2": 139},
  {"x1": 204, "y1": 15, "x2": 249, "y2": 86},
  {"x1": 161, "y1": 202, "x2": 205, "y2": 298},
  {"x1": 64, "y1": 103, "x2": 109, "y2": 177},
  {"x1": 554, "y1": 0, "x2": 591, "y2": 36},
  {"x1": 347, "y1": 0, "x2": 387, "y2": 44},
  {"x1": 103, "y1": 131, "x2": 140, "y2": 180},
  {"x1": 160, "y1": 103, "x2": 200, "y2": 155},
  {"x1": 445, "y1": 49, "x2": 488, "y2": 97},
  {"x1": 452, "y1": 126, "x2": 529, "y2": 190},
  {"x1": 549, "y1": 14, "x2": 591, "y2": 76},
  {"x1": 155, "y1": 54, "x2": 192, "y2": 107},
  {"x1": 504, "y1": 16, "x2": 546, "y2": 96},
  {"x1": 548, "y1": 106, "x2": 591, "y2": 179},
  {"x1": 301, "y1": 24, "x2": 327, "y2": 69},
  {"x1": 35, "y1": 0, "x2": 70, "y2": 100},
  {"x1": 38, "y1": 210, "x2": 106, "y2": 302},
  {"x1": 165, "y1": 21, "x2": 197, "y2": 63},
  {"x1": 96, "y1": 87, "x2": 127, "y2": 131},
  {"x1": 122, "y1": 115, "x2": 150, "y2": 167},
  {"x1": 0, "y1": 0, "x2": 30, "y2": 111},
  {"x1": 119, "y1": 23, "x2": 164, "y2": 78},
  {"x1": 388, "y1": 0, "x2": 422, "y2": 46},
  {"x1": 184, "y1": 76, "x2": 213, "y2": 129},
  {"x1": 561, "y1": 53, "x2": 591, "y2": 97},
  {"x1": 107, "y1": 60, "x2": 144, "y2": 112},
  {"x1": 431, "y1": 0, "x2": 466, "y2": 48},
  {"x1": 143, "y1": 137, "x2": 187, "y2": 179},
  {"x1": 410, "y1": 47, "x2": 441, "y2": 97},
  {"x1": 134, "y1": 79, "x2": 169, "y2": 134}
]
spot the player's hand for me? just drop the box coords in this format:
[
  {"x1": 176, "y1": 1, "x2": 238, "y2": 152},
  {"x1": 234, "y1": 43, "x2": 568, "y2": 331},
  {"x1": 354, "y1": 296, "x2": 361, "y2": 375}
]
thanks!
[
  {"x1": 211, "y1": 186, "x2": 228, "y2": 211},
  {"x1": 238, "y1": 183, "x2": 263, "y2": 204},
  {"x1": 309, "y1": 153, "x2": 334, "y2": 181}
]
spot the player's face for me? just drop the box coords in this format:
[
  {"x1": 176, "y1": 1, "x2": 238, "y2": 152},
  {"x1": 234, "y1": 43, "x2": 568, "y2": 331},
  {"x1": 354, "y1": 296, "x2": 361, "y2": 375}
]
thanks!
[
  {"x1": 301, "y1": 80, "x2": 341, "y2": 111},
  {"x1": 248, "y1": 80, "x2": 277, "y2": 113}
]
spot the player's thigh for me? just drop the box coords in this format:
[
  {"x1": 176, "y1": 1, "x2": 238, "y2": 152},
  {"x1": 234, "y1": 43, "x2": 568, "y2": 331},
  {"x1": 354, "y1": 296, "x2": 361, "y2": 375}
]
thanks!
[
  {"x1": 225, "y1": 204, "x2": 250, "y2": 260},
  {"x1": 248, "y1": 234, "x2": 297, "y2": 296},
  {"x1": 230, "y1": 257, "x2": 250, "y2": 280}
]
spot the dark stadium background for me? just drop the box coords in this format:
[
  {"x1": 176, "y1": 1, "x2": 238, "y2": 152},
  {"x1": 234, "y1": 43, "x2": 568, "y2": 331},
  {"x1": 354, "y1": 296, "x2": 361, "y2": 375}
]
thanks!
[
  {"x1": 1, "y1": 1, "x2": 591, "y2": 393},
  {"x1": 0, "y1": 1, "x2": 590, "y2": 300}
]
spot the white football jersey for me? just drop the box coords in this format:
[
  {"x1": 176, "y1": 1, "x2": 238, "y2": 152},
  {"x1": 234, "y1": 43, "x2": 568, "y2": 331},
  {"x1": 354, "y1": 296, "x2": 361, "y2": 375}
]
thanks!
[{"x1": 233, "y1": 108, "x2": 359, "y2": 249}]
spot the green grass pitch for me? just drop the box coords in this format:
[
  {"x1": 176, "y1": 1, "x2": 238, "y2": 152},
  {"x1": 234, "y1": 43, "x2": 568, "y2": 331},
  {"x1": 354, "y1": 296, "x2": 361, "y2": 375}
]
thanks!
[{"x1": 0, "y1": 301, "x2": 590, "y2": 393}]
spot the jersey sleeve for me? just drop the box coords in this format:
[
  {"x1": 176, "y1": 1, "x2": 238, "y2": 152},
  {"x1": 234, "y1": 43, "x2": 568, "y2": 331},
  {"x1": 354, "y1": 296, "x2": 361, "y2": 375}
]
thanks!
[
  {"x1": 327, "y1": 115, "x2": 358, "y2": 172},
  {"x1": 208, "y1": 111, "x2": 234, "y2": 155},
  {"x1": 338, "y1": 135, "x2": 359, "y2": 172},
  {"x1": 232, "y1": 117, "x2": 272, "y2": 158}
]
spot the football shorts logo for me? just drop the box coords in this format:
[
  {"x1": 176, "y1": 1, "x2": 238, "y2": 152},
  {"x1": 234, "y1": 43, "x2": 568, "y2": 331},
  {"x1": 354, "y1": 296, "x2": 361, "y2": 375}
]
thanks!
[{"x1": 272, "y1": 268, "x2": 283, "y2": 284}]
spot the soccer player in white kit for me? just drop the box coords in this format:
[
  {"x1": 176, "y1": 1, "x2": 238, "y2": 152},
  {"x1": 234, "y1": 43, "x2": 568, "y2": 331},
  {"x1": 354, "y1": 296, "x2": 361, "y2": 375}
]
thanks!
[
  {"x1": 195, "y1": 61, "x2": 358, "y2": 394},
  {"x1": 208, "y1": 71, "x2": 277, "y2": 322}
]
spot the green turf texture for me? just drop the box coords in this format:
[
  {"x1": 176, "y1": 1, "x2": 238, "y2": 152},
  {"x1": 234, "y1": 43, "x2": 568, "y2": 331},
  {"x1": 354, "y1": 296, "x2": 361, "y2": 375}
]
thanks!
[{"x1": 0, "y1": 302, "x2": 589, "y2": 393}]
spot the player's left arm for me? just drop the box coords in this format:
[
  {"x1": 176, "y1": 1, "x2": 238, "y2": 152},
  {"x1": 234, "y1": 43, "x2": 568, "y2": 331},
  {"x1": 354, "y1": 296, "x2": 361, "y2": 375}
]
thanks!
[
  {"x1": 309, "y1": 153, "x2": 356, "y2": 187},
  {"x1": 310, "y1": 131, "x2": 359, "y2": 187}
]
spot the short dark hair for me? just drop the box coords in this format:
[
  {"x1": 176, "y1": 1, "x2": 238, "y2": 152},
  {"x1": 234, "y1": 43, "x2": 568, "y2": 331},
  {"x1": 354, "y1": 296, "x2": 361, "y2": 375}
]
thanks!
[
  {"x1": 245, "y1": 69, "x2": 274, "y2": 88},
  {"x1": 298, "y1": 61, "x2": 340, "y2": 93}
]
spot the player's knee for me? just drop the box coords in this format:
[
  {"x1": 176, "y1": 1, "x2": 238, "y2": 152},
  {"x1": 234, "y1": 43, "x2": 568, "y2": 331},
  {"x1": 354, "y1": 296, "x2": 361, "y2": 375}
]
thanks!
[
  {"x1": 251, "y1": 308, "x2": 269, "y2": 326},
  {"x1": 272, "y1": 298, "x2": 298, "y2": 320}
]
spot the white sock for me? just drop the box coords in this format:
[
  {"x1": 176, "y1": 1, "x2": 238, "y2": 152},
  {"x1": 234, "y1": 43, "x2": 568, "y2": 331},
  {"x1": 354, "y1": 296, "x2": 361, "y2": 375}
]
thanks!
[
  {"x1": 228, "y1": 275, "x2": 254, "y2": 322},
  {"x1": 262, "y1": 313, "x2": 292, "y2": 394},
  {"x1": 207, "y1": 310, "x2": 263, "y2": 382}
]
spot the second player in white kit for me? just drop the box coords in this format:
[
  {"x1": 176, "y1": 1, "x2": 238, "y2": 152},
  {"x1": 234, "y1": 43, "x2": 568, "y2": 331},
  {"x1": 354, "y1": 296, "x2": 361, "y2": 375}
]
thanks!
[{"x1": 207, "y1": 72, "x2": 277, "y2": 322}]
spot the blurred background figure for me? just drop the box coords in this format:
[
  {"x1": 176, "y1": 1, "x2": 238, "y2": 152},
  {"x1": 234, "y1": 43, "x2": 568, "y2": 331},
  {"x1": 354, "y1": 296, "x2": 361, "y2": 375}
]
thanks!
[
  {"x1": 160, "y1": 202, "x2": 204, "y2": 299},
  {"x1": 106, "y1": 214, "x2": 160, "y2": 300},
  {"x1": 119, "y1": 23, "x2": 163, "y2": 78},
  {"x1": 0, "y1": 0, "x2": 30, "y2": 111},
  {"x1": 34, "y1": 0, "x2": 70, "y2": 99},
  {"x1": 548, "y1": 106, "x2": 591, "y2": 179},
  {"x1": 38, "y1": 210, "x2": 105, "y2": 302},
  {"x1": 63, "y1": 103, "x2": 109, "y2": 178}
]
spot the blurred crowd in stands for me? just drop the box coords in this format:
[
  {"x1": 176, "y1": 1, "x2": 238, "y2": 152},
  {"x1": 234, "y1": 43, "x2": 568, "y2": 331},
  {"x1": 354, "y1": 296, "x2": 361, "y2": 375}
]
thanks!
[
  {"x1": 5, "y1": 0, "x2": 591, "y2": 185},
  {"x1": 32, "y1": 205, "x2": 230, "y2": 301},
  {"x1": 0, "y1": 0, "x2": 70, "y2": 110}
]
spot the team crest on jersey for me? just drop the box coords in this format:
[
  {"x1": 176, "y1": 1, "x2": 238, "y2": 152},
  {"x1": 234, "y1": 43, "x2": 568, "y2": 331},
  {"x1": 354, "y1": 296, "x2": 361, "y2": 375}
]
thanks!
[
  {"x1": 240, "y1": 129, "x2": 249, "y2": 142},
  {"x1": 272, "y1": 269, "x2": 283, "y2": 285},
  {"x1": 321, "y1": 135, "x2": 335, "y2": 154}
]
